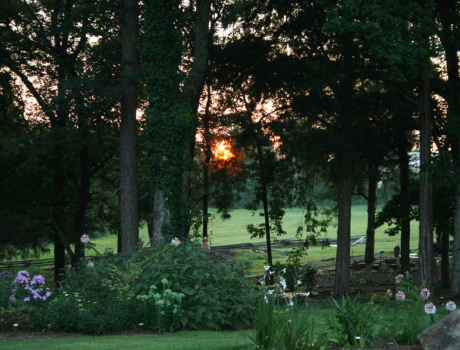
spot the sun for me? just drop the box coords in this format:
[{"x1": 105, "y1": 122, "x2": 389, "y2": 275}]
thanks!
[{"x1": 214, "y1": 141, "x2": 233, "y2": 161}]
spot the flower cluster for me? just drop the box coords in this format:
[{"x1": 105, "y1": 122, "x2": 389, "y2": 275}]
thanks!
[
  {"x1": 81, "y1": 234, "x2": 90, "y2": 244},
  {"x1": 424, "y1": 302, "x2": 436, "y2": 315},
  {"x1": 9, "y1": 270, "x2": 51, "y2": 302},
  {"x1": 396, "y1": 290, "x2": 405, "y2": 301},
  {"x1": 420, "y1": 288, "x2": 430, "y2": 300},
  {"x1": 171, "y1": 238, "x2": 180, "y2": 247},
  {"x1": 446, "y1": 301, "x2": 457, "y2": 312}
]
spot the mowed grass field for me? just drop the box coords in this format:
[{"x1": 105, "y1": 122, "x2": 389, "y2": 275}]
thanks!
[{"x1": 33, "y1": 205, "x2": 419, "y2": 274}]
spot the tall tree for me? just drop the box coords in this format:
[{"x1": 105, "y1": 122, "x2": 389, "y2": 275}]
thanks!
[
  {"x1": 119, "y1": 0, "x2": 140, "y2": 252},
  {"x1": 142, "y1": 0, "x2": 211, "y2": 239}
]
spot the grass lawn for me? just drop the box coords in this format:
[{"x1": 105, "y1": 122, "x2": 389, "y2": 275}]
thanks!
[
  {"x1": 34, "y1": 205, "x2": 419, "y2": 275},
  {"x1": 0, "y1": 330, "x2": 254, "y2": 350}
]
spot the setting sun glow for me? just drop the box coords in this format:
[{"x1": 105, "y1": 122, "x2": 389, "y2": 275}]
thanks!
[{"x1": 213, "y1": 141, "x2": 233, "y2": 161}]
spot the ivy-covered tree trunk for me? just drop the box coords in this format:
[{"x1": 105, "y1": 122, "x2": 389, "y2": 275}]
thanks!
[
  {"x1": 398, "y1": 128, "x2": 411, "y2": 273},
  {"x1": 143, "y1": 0, "x2": 210, "y2": 239},
  {"x1": 119, "y1": 0, "x2": 140, "y2": 252},
  {"x1": 418, "y1": 75, "x2": 436, "y2": 286}
]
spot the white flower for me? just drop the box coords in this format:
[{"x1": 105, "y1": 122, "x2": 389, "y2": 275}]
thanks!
[
  {"x1": 425, "y1": 302, "x2": 436, "y2": 314},
  {"x1": 264, "y1": 295, "x2": 268, "y2": 303},
  {"x1": 288, "y1": 319, "x2": 291, "y2": 323},
  {"x1": 281, "y1": 268, "x2": 287, "y2": 274},
  {"x1": 296, "y1": 280, "x2": 302, "y2": 286},
  {"x1": 171, "y1": 238, "x2": 180, "y2": 246},
  {"x1": 280, "y1": 279, "x2": 287, "y2": 290},
  {"x1": 80, "y1": 234, "x2": 90, "y2": 244},
  {"x1": 263, "y1": 266, "x2": 271, "y2": 271},
  {"x1": 267, "y1": 290, "x2": 275, "y2": 296},
  {"x1": 260, "y1": 281, "x2": 265, "y2": 287},
  {"x1": 446, "y1": 301, "x2": 457, "y2": 312},
  {"x1": 305, "y1": 292, "x2": 310, "y2": 297},
  {"x1": 87, "y1": 260, "x2": 94, "y2": 267},
  {"x1": 289, "y1": 300, "x2": 294, "y2": 308}
]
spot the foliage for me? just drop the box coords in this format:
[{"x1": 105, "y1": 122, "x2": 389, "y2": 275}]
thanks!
[
  {"x1": 137, "y1": 279, "x2": 185, "y2": 333},
  {"x1": 0, "y1": 304, "x2": 31, "y2": 332},
  {"x1": 53, "y1": 239, "x2": 257, "y2": 332},
  {"x1": 272, "y1": 262, "x2": 317, "y2": 292},
  {"x1": 326, "y1": 295, "x2": 379, "y2": 348},
  {"x1": 249, "y1": 286, "x2": 327, "y2": 350}
]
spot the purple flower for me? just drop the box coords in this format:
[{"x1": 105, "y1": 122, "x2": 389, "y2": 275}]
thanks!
[
  {"x1": 31, "y1": 275, "x2": 45, "y2": 285},
  {"x1": 23, "y1": 297, "x2": 30, "y2": 302},
  {"x1": 9, "y1": 295, "x2": 16, "y2": 302}
]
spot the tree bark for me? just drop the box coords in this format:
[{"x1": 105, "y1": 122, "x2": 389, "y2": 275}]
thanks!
[
  {"x1": 256, "y1": 137, "x2": 273, "y2": 268},
  {"x1": 180, "y1": 0, "x2": 211, "y2": 237},
  {"x1": 364, "y1": 165, "x2": 378, "y2": 265},
  {"x1": 334, "y1": 159, "x2": 352, "y2": 298},
  {"x1": 119, "y1": 0, "x2": 140, "y2": 252},
  {"x1": 152, "y1": 187, "x2": 169, "y2": 240},
  {"x1": 418, "y1": 75, "x2": 436, "y2": 286},
  {"x1": 398, "y1": 128, "x2": 411, "y2": 273},
  {"x1": 54, "y1": 236, "x2": 66, "y2": 288}
]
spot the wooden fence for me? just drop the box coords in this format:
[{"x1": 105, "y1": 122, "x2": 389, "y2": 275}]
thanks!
[{"x1": 0, "y1": 235, "x2": 366, "y2": 270}]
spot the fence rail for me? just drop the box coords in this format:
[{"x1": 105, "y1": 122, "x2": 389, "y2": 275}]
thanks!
[
  {"x1": 0, "y1": 235, "x2": 366, "y2": 270},
  {"x1": 210, "y1": 235, "x2": 366, "y2": 251}
]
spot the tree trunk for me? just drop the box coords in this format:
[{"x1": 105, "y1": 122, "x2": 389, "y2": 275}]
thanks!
[
  {"x1": 364, "y1": 165, "x2": 378, "y2": 265},
  {"x1": 54, "y1": 236, "x2": 66, "y2": 288},
  {"x1": 398, "y1": 128, "x2": 411, "y2": 273},
  {"x1": 334, "y1": 159, "x2": 352, "y2": 298},
  {"x1": 71, "y1": 146, "x2": 92, "y2": 267},
  {"x1": 418, "y1": 75, "x2": 436, "y2": 286},
  {"x1": 180, "y1": 0, "x2": 211, "y2": 237},
  {"x1": 441, "y1": 229, "x2": 450, "y2": 288},
  {"x1": 152, "y1": 187, "x2": 169, "y2": 240},
  {"x1": 119, "y1": 0, "x2": 140, "y2": 252},
  {"x1": 256, "y1": 137, "x2": 273, "y2": 268}
]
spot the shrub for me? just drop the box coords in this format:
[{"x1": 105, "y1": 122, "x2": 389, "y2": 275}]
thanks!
[{"x1": 52, "y1": 238, "x2": 258, "y2": 333}]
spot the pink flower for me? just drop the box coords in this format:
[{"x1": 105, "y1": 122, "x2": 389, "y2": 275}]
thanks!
[
  {"x1": 87, "y1": 260, "x2": 94, "y2": 267},
  {"x1": 396, "y1": 290, "x2": 406, "y2": 301},
  {"x1": 420, "y1": 288, "x2": 430, "y2": 300},
  {"x1": 81, "y1": 234, "x2": 90, "y2": 244},
  {"x1": 171, "y1": 238, "x2": 180, "y2": 247},
  {"x1": 425, "y1": 302, "x2": 436, "y2": 314}
]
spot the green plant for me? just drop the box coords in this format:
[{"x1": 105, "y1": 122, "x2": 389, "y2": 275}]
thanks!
[
  {"x1": 248, "y1": 295, "x2": 276, "y2": 350},
  {"x1": 137, "y1": 278, "x2": 185, "y2": 333},
  {"x1": 0, "y1": 304, "x2": 31, "y2": 332},
  {"x1": 326, "y1": 295, "x2": 379, "y2": 348},
  {"x1": 273, "y1": 262, "x2": 317, "y2": 291}
]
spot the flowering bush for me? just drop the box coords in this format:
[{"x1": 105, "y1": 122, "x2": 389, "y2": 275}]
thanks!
[
  {"x1": 446, "y1": 301, "x2": 456, "y2": 312},
  {"x1": 396, "y1": 290, "x2": 406, "y2": 301},
  {"x1": 9, "y1": 270, "x2": 51, "y2": 302}
]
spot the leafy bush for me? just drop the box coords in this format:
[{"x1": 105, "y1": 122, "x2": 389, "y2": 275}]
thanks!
[
  {"x1": 137, "y1": 278, "x2": 185, "y2": 333},
  {"x1": 49, "y1": 238, "x2": 258, "y2": 333}
]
